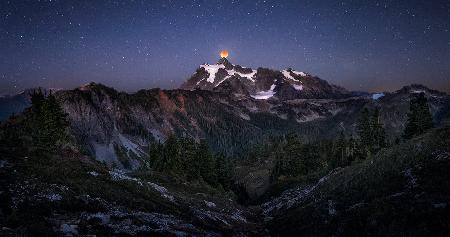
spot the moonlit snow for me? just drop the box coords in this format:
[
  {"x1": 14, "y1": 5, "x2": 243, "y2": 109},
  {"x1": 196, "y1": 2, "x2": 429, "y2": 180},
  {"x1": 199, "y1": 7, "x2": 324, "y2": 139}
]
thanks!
[
  {"x1": 251, "y1": 84, "x2": 276, "y2": 100},
  {"x1": 372, "y1": 93, "x2": 385, "y2": 100},
  {"x1": 293, "y1": 84, "x2": 303, "y2": 90}
]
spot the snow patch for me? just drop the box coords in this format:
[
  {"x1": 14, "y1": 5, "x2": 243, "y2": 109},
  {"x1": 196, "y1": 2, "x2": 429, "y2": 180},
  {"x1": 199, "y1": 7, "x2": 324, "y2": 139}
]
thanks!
[
  {"x1": 293, "y1": 84, "x2": 303, "y2": 91},
  {"x1": 251, "y1": 84, "x2": 276, "y2": 100},
  {"x1": 109, "y1": 169, "x2": 142, "y2": 185},
  {"x1": 227, "y1": 68, "x2": 257, "y2": 82},
  {"x1": 200, "y1": 64, "x2": 225, "y2": 83},
  {"x1": 204, "y1": 201, "x2": 216, "y2": 208},
  {"x1": 148, "y1": 182, "x2": 175, "y2": 202},
  {"x1": 282, "y1": 70, "x2": 297, "y2": 81},
  {"x1": 296, "y1": 113, "x2": 323, "y2": 123},
  {"x1": 372, "y1": 93, "x2": 385, "y2": 100},
  {"x1": 239, "y1": 113, "x2": 250, "y2": 120},
  {"x1": 293, "y1": 70, "x2": 307, "y2": 77},
  {"x1": 88, "y1": 171, "x2": 99, "y2": 177},
  {"x1": 262, "y1": 169, "x2": 337, "y2": 216},
  {"x1": 45, "y1": 193, "x2": 62, "y2": 202},
  {"x1": 282, "y1": 70, "x2": 307, "y2": 81},
  {"x1": 109, "y1": 170, "x2": 175, "y2": 202}
]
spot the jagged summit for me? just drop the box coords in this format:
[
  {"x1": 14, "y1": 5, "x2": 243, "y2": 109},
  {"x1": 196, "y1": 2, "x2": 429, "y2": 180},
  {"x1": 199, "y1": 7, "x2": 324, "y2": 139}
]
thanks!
[
  {"x1": 217, "y1": 57, "x2": 233, "y2": 70},
  {"x1": 180, "y1": 58, "x2": 350, "y2": 100}
]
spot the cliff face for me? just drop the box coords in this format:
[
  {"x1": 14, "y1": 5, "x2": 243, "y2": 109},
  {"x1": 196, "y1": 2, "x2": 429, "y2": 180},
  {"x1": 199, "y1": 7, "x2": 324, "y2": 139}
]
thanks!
[{"x1": 55, "y1": 82, "x2": 450, "y2": 170}]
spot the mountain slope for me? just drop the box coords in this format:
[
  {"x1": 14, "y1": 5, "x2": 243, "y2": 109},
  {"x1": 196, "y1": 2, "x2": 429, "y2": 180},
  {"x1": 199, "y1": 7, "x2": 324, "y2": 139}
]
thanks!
[
  {"x1": 53, "y1": 80, "x2": 450, "y2": 170},
  {"x1": 263, "y1": 126, "x2": 450, "y2": 236}
]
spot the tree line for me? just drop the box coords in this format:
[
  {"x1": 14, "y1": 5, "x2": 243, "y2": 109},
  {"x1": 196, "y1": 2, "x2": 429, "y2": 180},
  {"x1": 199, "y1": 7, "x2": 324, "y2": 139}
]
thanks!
[
  {"x1": 0, "y1": 89, "x2": 68, "y2": 154},
  {"x1": 149, "y1": 136, "x2": 234, "y2": 190},
  {"x1": 270, "y1": 92, "x2": 434, "y2": 180}
]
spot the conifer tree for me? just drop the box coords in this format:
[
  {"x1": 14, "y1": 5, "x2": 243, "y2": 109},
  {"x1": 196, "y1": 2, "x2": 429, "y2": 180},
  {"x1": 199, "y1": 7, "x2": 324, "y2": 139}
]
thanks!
[
  {"x1": 284, "y1": 133, "x2": 305, "y2": 176},
  {"x1": 357, "y1": 108, "x2": 371, "y2": 151},
  {"x1": 370, "y1": 107, "x2": 386, "y2": 149},
  {"x1": 215, "y1": 153, "x2": 233, "y2": 190},
  {"x1": 164, "y1": 135, "x2": 182, "y2": 173},
  {"x1": 29, "y1": 90, "x2": 68, "y2": 152},
  {"x1": 197, "y1": 140, "x2": 216, "y2": 184},
  {"x1": 403, "y1": 93, "x2": 433, "y2": 138}
]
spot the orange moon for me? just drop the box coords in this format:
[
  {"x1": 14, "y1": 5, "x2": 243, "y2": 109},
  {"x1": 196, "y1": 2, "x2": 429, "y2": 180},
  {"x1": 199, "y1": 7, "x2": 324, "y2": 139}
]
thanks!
[{"x1": 220, "y1": 50, "x2": 229, "y2": 58}]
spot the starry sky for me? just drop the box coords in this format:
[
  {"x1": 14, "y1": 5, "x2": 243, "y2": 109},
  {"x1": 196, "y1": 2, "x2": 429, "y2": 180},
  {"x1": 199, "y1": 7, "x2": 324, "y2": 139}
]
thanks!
[{"x1": 1, "y1": 0, "x2": 449, "y2": 95}]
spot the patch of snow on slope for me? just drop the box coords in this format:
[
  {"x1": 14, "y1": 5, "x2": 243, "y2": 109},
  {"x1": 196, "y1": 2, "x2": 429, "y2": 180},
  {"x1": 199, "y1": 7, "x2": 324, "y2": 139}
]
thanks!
[
  {"x1": 282, "y1": 70, "x2": 298, "y2": 81},
  {"x1": 239, "y1": 113, "x2": 251, "y2": 120},
  {"x1": 296, "y1": 113, "x2": 323, "y2": 123},
  {"x1": 215, "y1": 75, "x2": 232, "y2": 86},
  {"x1": 148, "y1": 182, "x2": 175, "y2": 202},
  {"x1": 204, "y1": 201, "x2": 216, "y2": 208},
  {"x1": 228, "y1": 69, "x2": 257, "y2": 82},
  {"x1": 251, "y1": 84, "x2": 276, "y2": 100},
  {"x1": 200, "y1": 64, "x2": 225, "y2": 83},
  {"x1": 372, "y1": 93, "x2": 385, "y2": 100},
  {"x1": 88, "y1": 171, "x2": 99, "y2": 177},
  {"x1": 44, "y1": 193, "x2": 62, "y2": 202},
  {"x1": 262, "y1": 169, "x2": 337, "y2": 216},
  {"x1": 292, "y1": 70, "x2": 307, "y2": 77},
  {"x1": 109, "y1": 170, "x2": 175, "y2": 202},
  {"x1": 293, "y1": 84, "x2": 303, "y2": 91},
  {"x1": 109, "y1": 169, "x2": 143, "y2": 185},
  {"x1": 216, "y1": 68, "x2": 257, "y2": 86}
]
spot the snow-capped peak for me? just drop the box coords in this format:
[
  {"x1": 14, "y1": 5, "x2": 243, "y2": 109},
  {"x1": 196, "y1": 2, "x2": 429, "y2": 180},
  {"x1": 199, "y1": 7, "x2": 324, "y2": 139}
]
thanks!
[{"x1": 199, "y1": 59, "x2": 257, "y2": 85}]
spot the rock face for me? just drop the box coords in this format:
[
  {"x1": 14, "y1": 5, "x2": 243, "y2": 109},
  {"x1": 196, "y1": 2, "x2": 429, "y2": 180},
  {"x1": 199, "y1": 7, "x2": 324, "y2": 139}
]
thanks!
[
  {"x1": 55, "y1": 80, "x2": 450, "y2": 171},
  {"x1": 51, "y1": 60, "x2": 450, "y2": 170}
]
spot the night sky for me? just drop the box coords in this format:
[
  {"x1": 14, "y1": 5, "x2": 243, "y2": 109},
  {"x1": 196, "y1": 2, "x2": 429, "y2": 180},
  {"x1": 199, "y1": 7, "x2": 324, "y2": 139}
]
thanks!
[{"x1": 1, "y1": 0, "x2": 449, "y2": 95}]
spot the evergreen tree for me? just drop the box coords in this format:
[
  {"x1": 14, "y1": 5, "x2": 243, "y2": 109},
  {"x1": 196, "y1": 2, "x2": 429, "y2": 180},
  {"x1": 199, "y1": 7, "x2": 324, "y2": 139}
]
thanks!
[
  {"x1": 370, "y1": 107, "x2": 386, "y2": 149},
  {"x1": 403, "y1": 93, "x2": 433, "y2": 139},
  {"x1": 164, "y1": 135, "x2": 182, "y2": 173},
  {"x1": 149, "y1": 141, "x2": 164, "y2": 170},
  {"x1": 196, "y1": 140, "x2": 216, "y2": 184},
  {"x1": 284, "y1": 133, "x2": 305, "y2": 176},
  {"x1": 357, "y1": 108, "x2": 371, "y2": 151},
  {"x1": 334, "y1": 132, "x2": 347, "y2": 167},
  {"x1": 215, "y1": 153, "x2": 233, "y2": 190},
  {"x1": 181, "y1": 137, "x2": 200, "y2": 179},
  {"x1": 29, "y1": 90, "x2": 68, "y2": 152}
]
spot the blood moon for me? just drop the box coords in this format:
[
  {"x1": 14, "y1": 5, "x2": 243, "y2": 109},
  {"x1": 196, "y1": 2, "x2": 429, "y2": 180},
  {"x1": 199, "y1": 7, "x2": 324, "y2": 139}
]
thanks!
[{"x1": 220, "y1": 50, "x2": 229, "y2": 58}]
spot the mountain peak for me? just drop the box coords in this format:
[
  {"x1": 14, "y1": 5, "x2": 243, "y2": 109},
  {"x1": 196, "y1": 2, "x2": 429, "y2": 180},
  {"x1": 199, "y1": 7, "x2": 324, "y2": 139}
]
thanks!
[{"x1": 217, "y1": 57, "x2": 233, "y2": 70}]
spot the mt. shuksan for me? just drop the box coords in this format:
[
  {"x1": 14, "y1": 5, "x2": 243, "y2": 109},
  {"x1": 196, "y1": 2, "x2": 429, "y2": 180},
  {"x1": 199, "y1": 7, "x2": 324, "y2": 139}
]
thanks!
[{"x1": 180, "y1": 57, "x2": 351, "y2": 100}]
